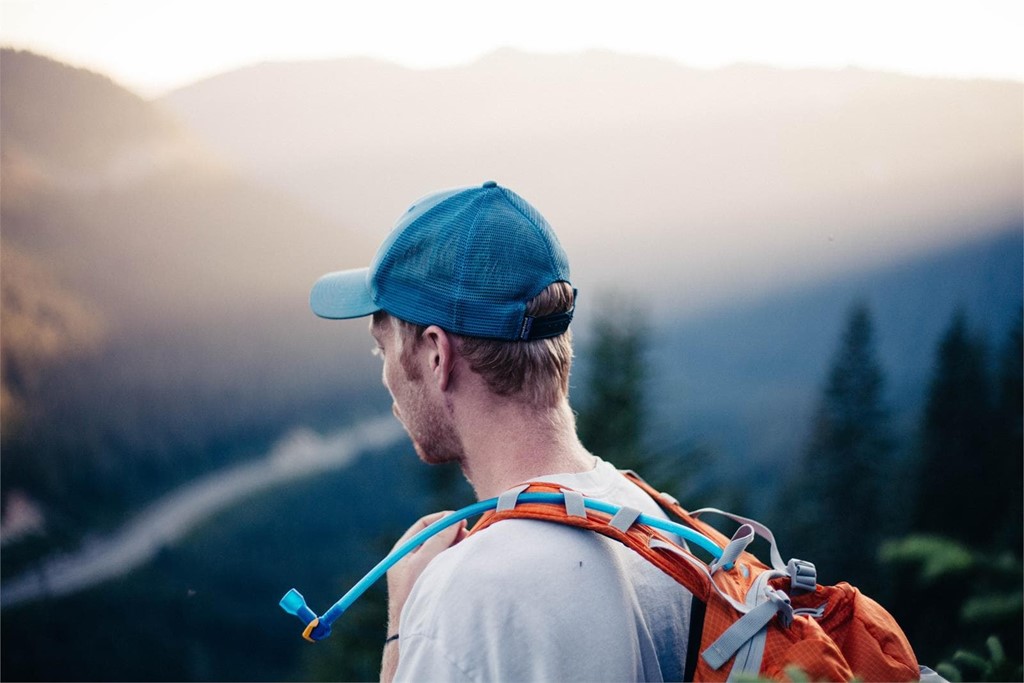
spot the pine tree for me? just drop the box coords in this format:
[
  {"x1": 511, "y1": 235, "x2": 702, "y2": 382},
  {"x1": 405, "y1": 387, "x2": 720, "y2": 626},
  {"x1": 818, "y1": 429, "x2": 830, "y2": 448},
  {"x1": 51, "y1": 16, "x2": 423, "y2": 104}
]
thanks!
[
  {"x1": 575, "y1": 300, "x2": 730, "y2": 502},
  {"x1": 990, "y1": 309, "x2": 1021, "y2": 554},
  {"x1": 784, "y1": 302, "x2": 893, "y2": 586},
  {"x1": 879, "y1": 308, "x2": 1023, "y2": 671},
  {"x1": 577, "y1": 301, "x2": 648, "y2": 474},
  {"x1": 914, "y1": 310, "x2": 997, "y2": 546}
]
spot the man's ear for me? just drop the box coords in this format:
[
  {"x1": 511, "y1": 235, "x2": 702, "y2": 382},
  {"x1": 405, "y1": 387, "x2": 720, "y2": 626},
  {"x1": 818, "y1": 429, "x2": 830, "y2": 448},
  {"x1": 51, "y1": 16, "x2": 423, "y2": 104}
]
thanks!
[{"x1": 421, "y1": 325, "x2": 455, "y2": 392}]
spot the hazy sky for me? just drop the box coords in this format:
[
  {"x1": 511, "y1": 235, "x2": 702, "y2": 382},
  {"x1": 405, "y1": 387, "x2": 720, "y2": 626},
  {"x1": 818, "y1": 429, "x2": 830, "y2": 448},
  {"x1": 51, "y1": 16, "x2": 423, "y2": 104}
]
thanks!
[{"x1": 2, "y1": 0, "x2": 1022, "y2": 97}]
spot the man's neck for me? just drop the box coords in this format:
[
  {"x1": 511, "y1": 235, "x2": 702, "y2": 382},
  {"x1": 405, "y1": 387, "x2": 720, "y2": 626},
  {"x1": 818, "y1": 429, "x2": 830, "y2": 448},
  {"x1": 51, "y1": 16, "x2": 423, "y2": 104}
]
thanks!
[{"x1": 456, "y1": 398, "x2": 597, "y2": 500}]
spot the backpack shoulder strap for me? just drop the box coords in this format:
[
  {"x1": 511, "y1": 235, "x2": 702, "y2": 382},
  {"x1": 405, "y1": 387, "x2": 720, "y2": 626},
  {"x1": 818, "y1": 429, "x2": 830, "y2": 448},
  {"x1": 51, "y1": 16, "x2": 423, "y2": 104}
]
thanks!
[
  {"x1": 620, "y1": 470, "x2": 764, "y2": 565},
  {"x1": 625, "y1": 471, "x2": 820, "y2": 592},
  {"x1": 469, "y1": 481, "x2": 715, "y2": 602}
]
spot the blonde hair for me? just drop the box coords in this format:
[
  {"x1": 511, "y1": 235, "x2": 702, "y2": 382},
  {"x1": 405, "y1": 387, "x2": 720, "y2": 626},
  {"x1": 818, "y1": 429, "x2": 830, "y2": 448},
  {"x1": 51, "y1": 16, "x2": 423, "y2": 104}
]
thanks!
[{"x1": 389, "y1": 282, "x2": 575, "y2": 408}]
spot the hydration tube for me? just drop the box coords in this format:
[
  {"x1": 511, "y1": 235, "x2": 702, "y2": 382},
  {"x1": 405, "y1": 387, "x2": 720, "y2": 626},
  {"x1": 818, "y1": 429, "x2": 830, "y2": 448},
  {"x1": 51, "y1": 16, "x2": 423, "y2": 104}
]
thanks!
[{"x1": 279, "y1": 492, "x2": 723, "y2": 642}]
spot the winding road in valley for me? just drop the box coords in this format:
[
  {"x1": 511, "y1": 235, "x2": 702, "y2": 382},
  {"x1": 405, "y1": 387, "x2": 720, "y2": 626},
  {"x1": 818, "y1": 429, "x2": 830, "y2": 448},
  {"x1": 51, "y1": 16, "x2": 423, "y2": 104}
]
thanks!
[{"x1": 0, "y1": 416, "x2": 404, "y2": 609}]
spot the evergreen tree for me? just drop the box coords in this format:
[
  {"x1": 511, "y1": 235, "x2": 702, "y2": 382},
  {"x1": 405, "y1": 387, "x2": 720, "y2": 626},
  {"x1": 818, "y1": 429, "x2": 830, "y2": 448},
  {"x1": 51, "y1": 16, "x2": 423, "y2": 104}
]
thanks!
[
  {"x1": 991, "y1": 308, "x2": 1022, "y2": 555},
  {"x1": 784, "y1": 302, "x2": 893, "y2": 586},
  {"x1": 577, "y1": 301, "x2": 648, "y2": 474},
  {"x1": 575, "y1": 299, "x2": 729, "y2": 503},
  {"x1": 880, "y1": 308, "x2": 1023, "y2": 670},
  {"x1": 914, "y1": 310, "x2": 998, "y2": 546}
]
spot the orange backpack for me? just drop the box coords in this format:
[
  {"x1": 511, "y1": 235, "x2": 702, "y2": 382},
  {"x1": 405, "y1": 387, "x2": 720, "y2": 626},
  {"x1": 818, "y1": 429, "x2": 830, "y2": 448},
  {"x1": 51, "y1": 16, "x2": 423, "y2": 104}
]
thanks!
[{"x1": 470, "y1": 472, "x2": 921, "y2": 682}]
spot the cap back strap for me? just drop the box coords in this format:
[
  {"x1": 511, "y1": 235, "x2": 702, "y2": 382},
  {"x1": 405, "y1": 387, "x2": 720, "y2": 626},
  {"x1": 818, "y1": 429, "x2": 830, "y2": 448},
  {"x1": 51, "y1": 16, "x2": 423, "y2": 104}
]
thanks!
[{"x1": 517, "y1": 289, "x2": 578, "y2": 341}]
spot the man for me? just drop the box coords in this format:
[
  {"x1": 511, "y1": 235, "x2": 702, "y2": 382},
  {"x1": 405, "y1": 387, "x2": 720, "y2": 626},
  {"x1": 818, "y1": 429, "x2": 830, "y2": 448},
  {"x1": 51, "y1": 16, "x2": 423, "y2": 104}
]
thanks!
[{"x1": 310, "y1": 181, "x2": 692, "y2": 682}]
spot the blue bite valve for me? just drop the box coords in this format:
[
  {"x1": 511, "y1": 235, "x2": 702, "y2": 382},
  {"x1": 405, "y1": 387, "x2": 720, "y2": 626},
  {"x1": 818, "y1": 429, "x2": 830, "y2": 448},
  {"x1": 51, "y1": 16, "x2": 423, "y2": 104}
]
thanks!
[
  {"x1": 280, "y1": 588, "x2": 332, "y2": 642},
  {"x1": 280, "y1": 589, "x2": 316, "y2": 624}
]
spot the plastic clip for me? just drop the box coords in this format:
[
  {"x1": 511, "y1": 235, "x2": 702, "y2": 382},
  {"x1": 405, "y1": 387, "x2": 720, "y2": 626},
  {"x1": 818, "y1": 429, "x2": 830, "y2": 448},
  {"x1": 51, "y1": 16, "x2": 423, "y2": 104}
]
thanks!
[
  {"x1": 302, "y1": 618, "x2": 321, "y2": 643},
  {"x1": 769, "y1": 588, "x2": 794, "y2": 628},
  {"x1": 787, "y1": 558, "x2": 817, "y2": 594}
]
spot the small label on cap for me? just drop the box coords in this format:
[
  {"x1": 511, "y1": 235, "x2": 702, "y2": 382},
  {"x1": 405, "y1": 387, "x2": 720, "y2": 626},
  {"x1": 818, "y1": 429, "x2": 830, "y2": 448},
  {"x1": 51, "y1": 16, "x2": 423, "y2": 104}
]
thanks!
[{"x1": 482, "y1": 180, "x2": 498, "y2": 188}]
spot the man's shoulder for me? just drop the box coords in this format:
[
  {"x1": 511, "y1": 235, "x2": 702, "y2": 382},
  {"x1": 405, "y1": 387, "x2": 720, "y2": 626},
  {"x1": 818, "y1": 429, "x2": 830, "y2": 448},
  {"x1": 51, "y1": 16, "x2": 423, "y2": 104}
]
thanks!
[
  {"x1": 421, "y1": 462, "x2": 679, "y2": 590},
  {"x1": 412, "y1": 511, "x2": 686, "y2": 615},
  {"x1": 429, "y1": 517, "x2": 616, "y2": 583},
  {"x1": 398, "y1": 508, "x2": 694, "y2": 683},
  {"x1": 406, "y1": 514, "x2": 652, "y2": 617}
]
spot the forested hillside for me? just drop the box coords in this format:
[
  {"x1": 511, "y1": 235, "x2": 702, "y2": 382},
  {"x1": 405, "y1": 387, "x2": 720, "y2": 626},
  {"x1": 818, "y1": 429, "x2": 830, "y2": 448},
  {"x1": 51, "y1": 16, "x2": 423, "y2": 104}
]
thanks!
[{"x1": 1, "y1": 49, "x2": 381, "y2": 553}]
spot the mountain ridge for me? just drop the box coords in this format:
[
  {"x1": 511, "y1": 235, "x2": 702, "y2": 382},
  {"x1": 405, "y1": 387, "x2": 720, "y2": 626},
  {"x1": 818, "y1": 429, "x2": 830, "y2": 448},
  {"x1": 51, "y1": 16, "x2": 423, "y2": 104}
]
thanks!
[{"x1": 161, "y1": 48, "x2": 1022, "y2": 317}]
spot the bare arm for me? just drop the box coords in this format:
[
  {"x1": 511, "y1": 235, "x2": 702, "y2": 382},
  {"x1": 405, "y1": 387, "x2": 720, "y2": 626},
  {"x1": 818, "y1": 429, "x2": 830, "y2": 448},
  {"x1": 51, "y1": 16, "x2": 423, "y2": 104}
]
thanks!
[
  {"x1": 380, "y1": 637, "x2": 400, "y2": 683},
  {"x1": 380, "y1": 510, "x2": 467, "y2": 683}
]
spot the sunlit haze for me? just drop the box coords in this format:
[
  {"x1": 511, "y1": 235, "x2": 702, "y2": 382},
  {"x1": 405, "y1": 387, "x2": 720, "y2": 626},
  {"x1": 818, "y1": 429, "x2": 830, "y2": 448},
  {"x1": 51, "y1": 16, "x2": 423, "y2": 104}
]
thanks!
[{"x1": 2, "y1": 0, "x2": 1022, "y2": 96}]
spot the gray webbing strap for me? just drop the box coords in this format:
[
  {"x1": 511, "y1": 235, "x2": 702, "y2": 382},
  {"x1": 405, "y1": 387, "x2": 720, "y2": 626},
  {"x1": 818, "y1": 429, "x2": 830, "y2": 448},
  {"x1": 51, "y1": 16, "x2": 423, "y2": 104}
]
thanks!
[
  {"x1": 709, "y1": 524, "x2": 755, "y2": 575},
  {"x1": 726, "y1": 627, "x2": 768, "y2": 681},
  {"x1": 691, "y1": 507, "x2": 787, "y2": 571},
  {"x1": 649, "y1": 538, "x2": 748, "y2": 614},
  {"x1": 702, "y1": 589, "x2": 794, "y2": 671},
  {"x1": 692, "y1": 508, "x2": 818, "y2": 593},
  {"x1": 659, "y1": 491, "x2": 681, "y2": 507},
  {"x1": 653, "y1": 532, "x2": 798, "y2": 676},
  {"x1": 609, "y1": 506, "x2": 642, "y2": 533},
  {"x1": 561, "y1": 489, "x2": 587, "y2": 518},
  {"x1": 496, "y1": 484, "x2": 530, "y2": 512}
]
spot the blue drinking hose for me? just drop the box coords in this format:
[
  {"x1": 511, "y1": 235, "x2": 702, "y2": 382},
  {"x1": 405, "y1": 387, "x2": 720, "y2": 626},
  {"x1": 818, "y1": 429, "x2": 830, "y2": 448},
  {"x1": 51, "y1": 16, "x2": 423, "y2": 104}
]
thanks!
[{"x1": 279, "y1": 492, "x2": 723, "y2": 642}]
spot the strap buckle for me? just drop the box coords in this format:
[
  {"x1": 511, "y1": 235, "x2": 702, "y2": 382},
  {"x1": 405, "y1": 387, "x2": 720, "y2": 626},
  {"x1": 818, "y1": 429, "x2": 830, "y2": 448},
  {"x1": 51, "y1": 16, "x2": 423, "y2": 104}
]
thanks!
[{"x1": 787, "y1": 558, "x2": 817, "y2": 594}]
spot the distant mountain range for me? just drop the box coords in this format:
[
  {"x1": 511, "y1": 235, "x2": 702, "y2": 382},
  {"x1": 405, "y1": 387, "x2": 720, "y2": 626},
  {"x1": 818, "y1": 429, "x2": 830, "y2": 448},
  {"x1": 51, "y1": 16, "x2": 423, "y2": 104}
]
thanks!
[
  {"x1": 0, "y1": 46, "x2": 1020, "y2": 535},
  {"x1": 162, "y1": 48, "x2": 1022, "y2": 317}
]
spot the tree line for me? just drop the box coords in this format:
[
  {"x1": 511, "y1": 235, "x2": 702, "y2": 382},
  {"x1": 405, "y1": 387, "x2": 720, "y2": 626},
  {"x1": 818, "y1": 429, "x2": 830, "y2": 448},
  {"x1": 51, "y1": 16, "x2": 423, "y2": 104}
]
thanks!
[{"x1": 578, "y1": 300, "x2": 1023, "y2": 680}]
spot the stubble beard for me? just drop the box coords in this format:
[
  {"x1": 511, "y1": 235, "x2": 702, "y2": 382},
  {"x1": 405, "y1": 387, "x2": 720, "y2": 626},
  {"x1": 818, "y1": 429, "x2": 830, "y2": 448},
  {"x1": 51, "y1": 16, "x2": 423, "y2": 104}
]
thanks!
[
  {"x1": 397, "y1": 352, "x2": 466, "y2": 467},
  {"x1": 404, "y1": 393, "x2": 465, "y2": 466}
]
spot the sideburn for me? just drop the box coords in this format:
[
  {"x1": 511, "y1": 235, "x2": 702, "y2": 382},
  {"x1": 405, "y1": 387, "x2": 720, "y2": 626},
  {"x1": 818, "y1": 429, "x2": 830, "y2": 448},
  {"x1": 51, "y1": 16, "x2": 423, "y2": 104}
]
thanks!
[{"x1": 399, "y1": 332, "x2": 425, "y2": 382}]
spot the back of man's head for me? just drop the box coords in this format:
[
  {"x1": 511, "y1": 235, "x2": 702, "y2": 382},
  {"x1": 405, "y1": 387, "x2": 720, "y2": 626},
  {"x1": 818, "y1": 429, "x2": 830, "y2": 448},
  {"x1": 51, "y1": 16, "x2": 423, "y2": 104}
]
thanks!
[
  {"x1": 388, "y1": 281, "x2": 575, "y2": 408},
  {"x1": 310, "y1": 181, "x2": 578, "y2": 407}
]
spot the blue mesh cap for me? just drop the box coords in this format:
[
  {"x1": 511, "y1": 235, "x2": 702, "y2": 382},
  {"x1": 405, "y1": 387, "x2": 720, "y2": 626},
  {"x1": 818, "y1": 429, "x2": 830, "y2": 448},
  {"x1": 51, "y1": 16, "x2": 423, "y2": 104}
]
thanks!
[{"x1": 310, "y1": 181, "x2": 575, "y2": 340}]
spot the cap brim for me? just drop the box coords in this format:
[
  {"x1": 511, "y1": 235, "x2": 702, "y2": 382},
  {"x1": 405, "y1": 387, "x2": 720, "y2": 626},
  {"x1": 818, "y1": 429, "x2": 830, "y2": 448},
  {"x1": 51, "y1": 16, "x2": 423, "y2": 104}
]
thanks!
[{"x1": 310, "y1": 268, "x2": 379, "y2": 320}]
